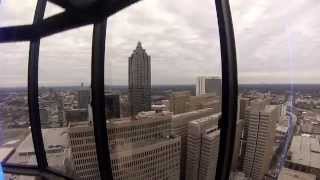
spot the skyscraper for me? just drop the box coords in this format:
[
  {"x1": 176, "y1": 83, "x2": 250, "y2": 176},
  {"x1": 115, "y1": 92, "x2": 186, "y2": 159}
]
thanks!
[
  {"x1": 171, "y1": 109, "x2": 220, "y2": 179},
  {"x1": 198, "y1": 127, "x2": 220, "y2": 180},
  {"x1": 196, "y1": 76, "x2": 221, "y2": 97},
  {"x1": 128, "y1": 42, "x2": 151, "y2": 116},
  {"x1": 78, "y1": 85, "x2": 90, "y2": 109},
  {"x1": 185, "y1": 114, "x2": 220, "y2": 180},
  {"x1": 243, "y1": 105, "x2": 279, "y2": 180}
]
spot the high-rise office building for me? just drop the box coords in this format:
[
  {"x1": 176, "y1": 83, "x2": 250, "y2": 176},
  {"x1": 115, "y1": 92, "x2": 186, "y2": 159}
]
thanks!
[
  {"x1": 198, "y1": 127, "x2": 220, "y2": 180},
  {"x1": 231, "y1": 119, "x2": 244, "y2": 171},
  {"x1": 238, "y1": 98, "x2": 250, "y2": 170},
  {"x1": 243, "y1": 105, "x2": 279, "y2": 180},
  {"x1": 78, "y1": 85, "x2": 90, "y2": 109},
  {"x1": 39, "y1": 108, "x2": 49, "y2": 128},
  {"x1": 104, "y1": 93, "x2": 120, "y2": 119},
  {"x1": 239, "y1": 98, "x2": 250, "y2": 120},
  {"x1": 171, "y1": 109, "x2": 220, "y2": 179},
  {"x1": 185, "y1": 114, "x2": 220, "y2": 180},
  {"x1": 196, "y1": 76, "x2": 221, "y2": 97},
  {"x1": 239, "y1": 98, "x2": 271, "y2": 170},
  {"x1": 128, "y1": 42, "x2": 151, "y2": 116},
  {"x1": 65, "y1": 109, "x2": 88, "y2": 124},
  {"x1": 69, "y1": 111, "x2": 180, "y2": 180}
]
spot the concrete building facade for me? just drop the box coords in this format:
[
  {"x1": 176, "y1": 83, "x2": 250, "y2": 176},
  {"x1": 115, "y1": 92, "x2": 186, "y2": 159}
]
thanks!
[
  {"x1": 185, "y1": 113, "x2": 220, "y2": 180},
  {"x1": 231, "y1": 119, "x2": 245, "y2": 171},
  {"x1": 196, "y1": 76, "x2": 221, "y2": 98},
  {"x1": 78, "y1": 87, "x2": 90, "y2": 109},
  {"x1": 198, "y1": 127, "x2": 220, "y2": 180},
  {"x1": 170, "y1": 91, "x2": 192, "y2": 114},
  {"x1": 243, "y1": 105, "x2": 279, "y2": 180},
  {"x1": 171, "y1": 109, "x2": 219, "y2": 179},
  {"x1": 170, "y1": 91, "x2": 220, "y2": 115},
  {"x1": 128, "y1": 42, "x2": 151, "y2": 116},
  {"x1": 69, "y1": 111, "x2": 180, "y2": 180}
]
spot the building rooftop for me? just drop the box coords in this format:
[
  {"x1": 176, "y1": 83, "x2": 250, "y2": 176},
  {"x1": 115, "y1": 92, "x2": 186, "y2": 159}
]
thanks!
[
  {"x1": 278, "y1": 168, "x2": 316, "y2": 180},
  {"x1": 173, "y1": 108, "x2": 214, "y2": 119},
  {"x1": 276, "y1": 125, "x2": 288, "y2": 134},
  {"x1": 15, "y1": 128, "x2": 68, "y2": 155},
  {"x1": 203, "y1": 126, "x2": 220, "y2": 139},
  {"x1": 69, "y1": 111, "x2": 172, "y2": 128},
  {"x1": 0, "y1": 147, "x2": 14, "y2": 162},
  {"x1": 7, "y1": 128, "x2": 70, "y2": 170},
  {"x1": 288, "y1": 135, "x2": 320, "y2": 169},
  {"x1": 189, "y1": 113, "x2": 220, "y2": 125},
  {"x1": 264, "y1": 105, "x2": 278, "y2": 113}
]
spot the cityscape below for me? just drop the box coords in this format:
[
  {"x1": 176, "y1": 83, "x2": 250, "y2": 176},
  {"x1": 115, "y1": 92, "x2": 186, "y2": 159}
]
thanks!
[{"x1": 1, "y1": 42, "x2": 320, "y2": 180}]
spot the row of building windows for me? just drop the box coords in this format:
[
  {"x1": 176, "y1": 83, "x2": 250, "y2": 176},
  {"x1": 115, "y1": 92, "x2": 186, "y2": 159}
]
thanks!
[
  {"x1": 73, "y1": 150, "x2": 97, "y2": 161},
  {"x1": 69, "y1": 130, "x2": 94, "y2": 139},
  {"x1": 108, "y1": 121, "x2": 170, "y2": 134}
]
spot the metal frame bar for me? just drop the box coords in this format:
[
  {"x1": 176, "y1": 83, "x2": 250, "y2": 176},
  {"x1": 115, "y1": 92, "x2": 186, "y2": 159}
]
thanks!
[
  {"x1": 48, "y1": 0, "x2": 75, "y2": 9},
  {"x1": 214, "y1": 0, "x2": 238, "y2": 179},
  {"x1": 0, "y1": 0, "x2": 140, "y2": 43},
  {"x1": 0, "y1": 0, "x2": 238, "y2": 179},
  {"x1": 28, "y1": 0, "x2": 49, "y2": 170},
  {"x1": 91, "y1": 20, "x2": 114, "y2": 180}
]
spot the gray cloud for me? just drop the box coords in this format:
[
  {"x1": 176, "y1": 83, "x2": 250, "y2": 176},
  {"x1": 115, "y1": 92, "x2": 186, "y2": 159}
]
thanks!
[{"x1": 0, "y1": 0, "x2": 319, "y2": 87}]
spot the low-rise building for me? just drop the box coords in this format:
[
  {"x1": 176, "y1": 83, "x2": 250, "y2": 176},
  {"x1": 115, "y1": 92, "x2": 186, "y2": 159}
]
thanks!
[
  {"x1": 7, "y1": 128, "x2": 72, "y2": 180},
  {"x1": 279, "y1": 168, "x2": 316, "y2": 180},
  {"x1": 285, "y1": 135, "x2": 320, "y2": 179}
]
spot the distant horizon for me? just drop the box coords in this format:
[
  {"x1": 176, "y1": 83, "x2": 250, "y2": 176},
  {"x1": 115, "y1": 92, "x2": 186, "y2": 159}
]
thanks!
[{"x1": 2, "y1": 83, "x2": 320, "y2": 89}]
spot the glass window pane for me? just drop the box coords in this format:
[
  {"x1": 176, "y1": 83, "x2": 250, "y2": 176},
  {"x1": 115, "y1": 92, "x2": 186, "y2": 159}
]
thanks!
[
  {"x1": 0, "y1": 43, "x2": 36, "y2": 166},
  {"x1": 0, "y1": 1, "x2": 36, "y2": 26},
  {"x1": 76, "y1": 0, "x2": 222, "y2": 180},
  {"x1": 230, "y1": 0, "x2": 320, "y2": 179},
  {"x1": 38, "y1": 25, "x2": 93, "y2": 178}
]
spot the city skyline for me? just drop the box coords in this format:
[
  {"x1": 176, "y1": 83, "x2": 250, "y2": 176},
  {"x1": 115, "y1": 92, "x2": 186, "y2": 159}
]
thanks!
[{"x1": 1, "y1": 0, "x2": 320, "y2": 87}]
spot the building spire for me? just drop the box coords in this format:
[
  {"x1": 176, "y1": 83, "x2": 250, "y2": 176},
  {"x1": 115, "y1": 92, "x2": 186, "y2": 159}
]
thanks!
[{"x1": 137, "y1": 41, "x2": 142, "y2": 49}]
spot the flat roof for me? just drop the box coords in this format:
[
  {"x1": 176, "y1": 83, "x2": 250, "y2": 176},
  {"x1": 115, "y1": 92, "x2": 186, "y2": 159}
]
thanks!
[
  {"x1": 173, "y1": 108, "x2": 213, "y2": 118},
  {"x1": 69, "y1": 111, "x2": 172, "y2": 128},
  {"x1": 189, "y1": 113, "x2": 220, "y2": 125},
  {"x1": 7, "y1": 128, "x2": 69, "y2": 169},
  {"x1": 289, "y1": 135, "x2": 320, "y2": 169},
  {"x1": 276, "y1": 125, "x2": 288, "y2": 133},
  {"x1": 279, "y1": 168, "x2": 316, "y2": 180},
  {"x1": 0, "y1": 147, "x2": 14, "y2": 162},
  {"x1": 16, "y1": 128, "x2": 69, "y2": 154}
]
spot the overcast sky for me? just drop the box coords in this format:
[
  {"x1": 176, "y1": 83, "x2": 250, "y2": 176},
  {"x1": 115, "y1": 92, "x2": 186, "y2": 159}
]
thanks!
[{"x1": 0, "y1": 0, "x2": 319, "y2": 87}]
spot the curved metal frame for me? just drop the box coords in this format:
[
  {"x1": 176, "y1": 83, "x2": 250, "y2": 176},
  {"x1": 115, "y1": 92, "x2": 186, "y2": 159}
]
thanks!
[
  {"x1": 0, "y1": 0, "x2": 238, "y2": 179},
  {"x1": 28, "y1": 0, "x2": 48, "y2": 170},
  {"x1": 91, "y1": 20, "x2": 114, "y2": 179},
  {"x1": 214, "y1": 0, "x2": 238, "y2": 179}
]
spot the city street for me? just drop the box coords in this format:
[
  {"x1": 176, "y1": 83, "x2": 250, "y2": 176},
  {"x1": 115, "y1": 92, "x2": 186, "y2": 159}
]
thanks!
[{"x1": 274, "y1": 98, "x2": 297, "y2": 178}]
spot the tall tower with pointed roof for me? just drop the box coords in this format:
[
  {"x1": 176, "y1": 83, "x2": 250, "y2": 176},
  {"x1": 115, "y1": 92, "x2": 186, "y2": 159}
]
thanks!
[{"x1": 128, "y1": 41, "x2": 151, "y2": 116}]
